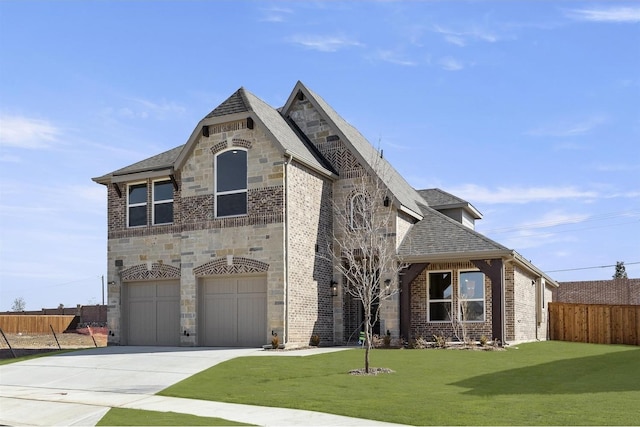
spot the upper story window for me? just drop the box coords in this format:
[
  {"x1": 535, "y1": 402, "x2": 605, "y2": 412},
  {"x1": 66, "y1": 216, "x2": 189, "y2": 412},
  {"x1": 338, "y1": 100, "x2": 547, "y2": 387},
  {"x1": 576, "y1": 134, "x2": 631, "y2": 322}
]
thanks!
[
  {"x1": 128, "y1": 182, "x2": 148, "y2": 227},
  {"x1": 153, "y1": 180, "x2": 174, "y2": 225},
  {"x1": 459, "y1": 271, "x2": 485, "y2": 322},
  {"x1": 350, "y1": 193, "x2": 370, "y2": 230},
  {"x1": 215, "y1": 149, "x2": 247, "y2": 218},
  {"x1": 428, "y1": 271, "x2": 452, "y2": 322}
]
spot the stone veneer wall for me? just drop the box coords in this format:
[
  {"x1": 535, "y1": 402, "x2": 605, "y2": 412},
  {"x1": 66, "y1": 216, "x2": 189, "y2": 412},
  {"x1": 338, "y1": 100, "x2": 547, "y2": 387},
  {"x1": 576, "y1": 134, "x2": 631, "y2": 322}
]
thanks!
[
  {"x1": 285, "y1": 161, "x2": 334, "y2": 345},
  {"x1": 409, "y1": 262, "x2": 493, "y2": 341},
  {"x1": 106, "y1": 124, "x2": 286, "y2": 346}
]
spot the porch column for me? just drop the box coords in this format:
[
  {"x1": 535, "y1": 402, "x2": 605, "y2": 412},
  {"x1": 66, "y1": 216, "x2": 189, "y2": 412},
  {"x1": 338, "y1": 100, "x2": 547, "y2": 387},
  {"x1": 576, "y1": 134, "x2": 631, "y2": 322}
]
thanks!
[
  {"x1": 471, "y1": 259, "x2": 504, "y2": 344},
  {"x1": 399, "y1": 263, "x2": 428, "y2": 342}
]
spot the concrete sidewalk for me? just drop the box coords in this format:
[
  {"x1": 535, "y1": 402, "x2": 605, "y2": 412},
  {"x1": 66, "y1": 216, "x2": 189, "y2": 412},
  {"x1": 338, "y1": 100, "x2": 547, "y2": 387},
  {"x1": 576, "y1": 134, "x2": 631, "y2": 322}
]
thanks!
[{"x1": 0, "y1": 346, "x2": 404, "y2": 426}]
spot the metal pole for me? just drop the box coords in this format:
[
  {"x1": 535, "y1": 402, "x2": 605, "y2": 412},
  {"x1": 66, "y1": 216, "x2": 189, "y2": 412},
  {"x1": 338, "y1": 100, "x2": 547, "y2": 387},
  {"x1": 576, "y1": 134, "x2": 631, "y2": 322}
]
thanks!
[
  {"x1": 49, "y1": 324, "x2": 61, "y2": 350},
  {"x1": 101, "y1": 275, "x2": 105, "y2": 306},
  {"x1": 0, "y1": 328, "x2": 16, "y2": 358}
]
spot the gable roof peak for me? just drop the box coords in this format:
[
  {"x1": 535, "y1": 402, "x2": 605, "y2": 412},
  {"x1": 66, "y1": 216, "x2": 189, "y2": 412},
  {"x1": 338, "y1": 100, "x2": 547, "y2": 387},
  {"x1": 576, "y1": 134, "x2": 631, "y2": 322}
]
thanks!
[{"x1": 205, "y1": 87, "x2": 252, "y2": 118}]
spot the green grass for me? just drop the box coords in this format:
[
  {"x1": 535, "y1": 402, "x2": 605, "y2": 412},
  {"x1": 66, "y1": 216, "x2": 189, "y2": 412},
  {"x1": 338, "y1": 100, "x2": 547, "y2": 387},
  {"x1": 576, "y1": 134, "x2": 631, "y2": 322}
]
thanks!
[
  {"x1": 0, "y1": 349, "x2": 76, "y2": 365},
  {"x1": 159, "y1": 341, "x2": 640, "y2": 426},
  {"x1": 97, "y1": 408, "x2": 252, "y2": 426}
]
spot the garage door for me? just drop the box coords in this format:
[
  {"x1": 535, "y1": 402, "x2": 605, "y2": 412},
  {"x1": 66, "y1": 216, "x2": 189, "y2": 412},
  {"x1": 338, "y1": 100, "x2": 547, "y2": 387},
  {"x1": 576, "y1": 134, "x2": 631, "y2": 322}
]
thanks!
[
  {"x1": 125, "y1": 281, "x2": 180, "y2": 346},
  {"x1": 199, "y1": 276, "x2": 267, "y2": 347}
]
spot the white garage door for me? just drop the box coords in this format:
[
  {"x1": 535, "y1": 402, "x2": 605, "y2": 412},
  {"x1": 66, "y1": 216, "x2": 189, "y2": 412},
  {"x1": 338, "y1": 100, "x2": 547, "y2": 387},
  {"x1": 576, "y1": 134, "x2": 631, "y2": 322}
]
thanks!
[
  {"x1": 199, "y1": 275, "x2": 267, "y2": 347},
  {"x1": 125, "y1": 281, "x2": 180, "y2": 346}
]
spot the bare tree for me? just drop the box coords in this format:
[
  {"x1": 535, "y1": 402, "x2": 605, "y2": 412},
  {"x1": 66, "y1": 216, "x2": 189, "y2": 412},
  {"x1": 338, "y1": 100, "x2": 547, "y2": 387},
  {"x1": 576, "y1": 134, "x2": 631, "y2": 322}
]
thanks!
[
  {"x1": 11, "y1": 297, "x2": 26, "y2": 312},
  {"x1": 327, "y1": 155, "x2": 406, "y2": 373}
]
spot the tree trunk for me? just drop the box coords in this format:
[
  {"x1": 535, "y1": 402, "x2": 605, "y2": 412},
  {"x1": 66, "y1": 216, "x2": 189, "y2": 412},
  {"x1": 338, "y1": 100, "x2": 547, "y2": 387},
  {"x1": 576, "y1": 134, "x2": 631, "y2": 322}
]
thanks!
[{"x1": 364, "y1": 307, "x2": 371, "y2": 373}]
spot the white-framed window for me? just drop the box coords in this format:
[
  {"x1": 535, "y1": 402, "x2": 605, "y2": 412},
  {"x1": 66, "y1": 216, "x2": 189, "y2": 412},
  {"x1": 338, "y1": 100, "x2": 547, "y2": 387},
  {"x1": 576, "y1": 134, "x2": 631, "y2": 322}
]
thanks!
[
  {"x1": 459, "y1": 270, "x2": 485, "y2": 322},
  {"x1": 428, "y1": 271, "x2": 452, "y2": 322},
  {"x1": 349, "y1": 192, "x2": 370, "y2": 230},
  {"x1": 127, "y1": 182, "x2": 147, "y2": 227},
  {"x1": 152, "y1": 179, "x2": 173, "y2": 225},
  {"x1": 215, "y1": 148, "x2": 247, "y2": 218}
]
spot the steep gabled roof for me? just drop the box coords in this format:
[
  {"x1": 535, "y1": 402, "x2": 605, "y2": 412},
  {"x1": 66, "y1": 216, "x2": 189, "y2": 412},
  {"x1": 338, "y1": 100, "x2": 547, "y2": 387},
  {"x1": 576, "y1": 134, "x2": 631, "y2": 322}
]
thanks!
[
  {"x1": 282, "y1": 81, "x2": 425, "y2": 220},
  {"x1": 418, "y1": 188, "x2": 482, "y2": 220},
  {"x1": 93, "y1": 87, "x2": 336, "y2": 184},
  {"x1": 398, "y1": 205, "x2": 508, "y2": 259}
]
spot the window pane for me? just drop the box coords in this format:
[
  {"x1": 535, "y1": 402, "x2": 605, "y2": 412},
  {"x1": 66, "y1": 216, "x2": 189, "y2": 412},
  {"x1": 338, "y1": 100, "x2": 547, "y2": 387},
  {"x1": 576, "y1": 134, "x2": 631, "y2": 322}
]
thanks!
[
  {"x1": 217, "y1": 150, "x2": 247, "y2": 192},
  {"x1": 154, "y1": 202, "x2": 173, "y2": 224},
  {"x1": 460, "y1": 271, "x2": 484, "y2": 299},
  {"x1": 129, "y1": 184, "x2": 147, "y2": 204},
  {"x1": 429, "y1": 272, "x2": 452, "y2": 300},
  {"x1": 461, "y1": 301, "x2": 484, "y2": 321},
  {"x1": 429, "y1": 302, "x2": 451, "y2": 321},
  {"x1": 154, "y1": 181, "x2": 173, "y2": 201},
  {"x1": 129, "y1": 206, "x2": 147, "y2": 227},
  {"x1": 217, "y1": 192, "x2": 247, "y2": 217}
]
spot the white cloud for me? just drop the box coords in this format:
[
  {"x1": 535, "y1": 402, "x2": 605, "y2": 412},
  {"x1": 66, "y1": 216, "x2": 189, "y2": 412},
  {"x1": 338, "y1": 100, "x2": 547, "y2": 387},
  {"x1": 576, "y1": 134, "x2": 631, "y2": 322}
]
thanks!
[
  {"x1": 448, "y1": 184, "x2": 599, "y2": 204},
  {"x1": 373, "y1": 50, "x2": 417, "y2": 66},
  {"x1": 287, "y1": 34, "x2": 363, "y2": 52},
  {"x1": 526, "y1": 115, "x2": 608, "y2": 137},
  {"x1": 0, "y1": 114, "x2": 62, "y2": 149},
  {"x1": 259, "y1": 6, "x2": 293, "y2": 23},
  {"x1": 439, "y1": 56, "x2": 464, "y2": 71},
  {"x1": 566, "y1": 7, "x2": 640, "y2": 23},
  {"x1": 432, "y1": 25, "x2": 499, "y2": 46}
]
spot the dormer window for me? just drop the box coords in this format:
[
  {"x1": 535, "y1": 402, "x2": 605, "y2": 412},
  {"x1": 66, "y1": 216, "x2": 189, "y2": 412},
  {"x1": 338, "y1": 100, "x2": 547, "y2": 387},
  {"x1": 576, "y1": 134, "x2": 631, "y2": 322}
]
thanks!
[
  {"x1": 215, "y1": 149, "x2": 247, "y2": 217},
  {"x1": 127, "y1": 182, "x2": 147, "y2": 227}
]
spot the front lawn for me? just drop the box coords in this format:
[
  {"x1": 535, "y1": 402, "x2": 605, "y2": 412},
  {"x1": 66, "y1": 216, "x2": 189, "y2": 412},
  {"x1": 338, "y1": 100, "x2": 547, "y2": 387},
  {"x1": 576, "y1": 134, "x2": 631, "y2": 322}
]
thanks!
[
  {"x1": 97, "y1": 408, "x2": 252, "y2": 426},
  {"x1": 160, "y1": 341, "x2": 640, "y2": 425}
]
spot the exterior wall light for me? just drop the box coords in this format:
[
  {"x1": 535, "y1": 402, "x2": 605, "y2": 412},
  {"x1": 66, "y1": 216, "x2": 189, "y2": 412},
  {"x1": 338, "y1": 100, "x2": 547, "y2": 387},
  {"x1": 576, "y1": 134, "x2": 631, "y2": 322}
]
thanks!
[{"x1": 331, "y1": 280, "x2": 338, "y2": 297}]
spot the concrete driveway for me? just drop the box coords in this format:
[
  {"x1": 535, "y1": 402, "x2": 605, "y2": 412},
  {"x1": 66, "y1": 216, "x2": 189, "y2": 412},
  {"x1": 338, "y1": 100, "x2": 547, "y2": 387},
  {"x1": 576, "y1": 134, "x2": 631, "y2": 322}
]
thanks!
[{"x1": 0, "y1": 346, "x2": 403, "y2": 426}]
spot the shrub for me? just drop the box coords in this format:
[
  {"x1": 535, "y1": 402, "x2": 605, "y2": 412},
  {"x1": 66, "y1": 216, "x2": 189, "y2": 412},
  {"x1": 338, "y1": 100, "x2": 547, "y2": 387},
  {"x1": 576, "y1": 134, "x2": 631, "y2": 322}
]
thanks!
[
  {"x1": 383, "y1": 333, "x2": 392, "y2": 348},
  {"x1": 433, "y1": 334, "x2": 447, "y2": 348},
  {"x1": 412, "y1": 336, "x2": 430, "y2": 349},
  {"x1": 480, "y1": 335, "x2": 489, "y2": 346},
  {"x1": 310, "y1": 335, "x2": 320, "y2": 346}
]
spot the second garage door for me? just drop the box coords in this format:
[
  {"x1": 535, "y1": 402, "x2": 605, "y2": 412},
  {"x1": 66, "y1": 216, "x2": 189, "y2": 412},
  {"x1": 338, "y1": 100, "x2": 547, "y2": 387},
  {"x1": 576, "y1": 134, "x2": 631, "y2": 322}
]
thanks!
[{"x1": 199, "y1": 275, "x2": 267, "y2": 347}]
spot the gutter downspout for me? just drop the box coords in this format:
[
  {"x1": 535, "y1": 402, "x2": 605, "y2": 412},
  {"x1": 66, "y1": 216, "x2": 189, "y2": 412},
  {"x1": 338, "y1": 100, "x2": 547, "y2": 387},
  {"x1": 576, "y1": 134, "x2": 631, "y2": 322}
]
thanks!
[{"x1": 284, "y1": 153, "x2": 293, "y2": 344}]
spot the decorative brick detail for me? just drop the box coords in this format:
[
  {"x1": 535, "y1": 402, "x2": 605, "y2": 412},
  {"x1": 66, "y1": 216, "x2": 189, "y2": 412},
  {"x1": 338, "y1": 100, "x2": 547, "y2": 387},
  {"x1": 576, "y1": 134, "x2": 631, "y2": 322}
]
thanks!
[
  {"x1": 209, "y1": 120, "x2": 247, "y2": 135},
  {"x1": 210, "y1": 141, "x2": 228, "y2": 155},
  {"x1": 121, "y1": 263, "x2": 181, "y2": 281},
  {"x1": 193, "y1": 257, "x2": 269, "y2": 276},
  {"x1": 232, "y1": 138, "x2": 252, "y2": 149}
]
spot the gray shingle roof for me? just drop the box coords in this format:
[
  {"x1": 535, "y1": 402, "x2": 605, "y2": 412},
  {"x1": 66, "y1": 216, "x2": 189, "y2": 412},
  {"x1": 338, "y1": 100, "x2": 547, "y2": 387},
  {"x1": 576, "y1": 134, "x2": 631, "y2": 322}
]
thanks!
[
  {"x1": 418, "y1": 188, "x2": 482, "y2": 219},
  {"x1": 205, "y1": 88, "x2": 250, "y2": 118},
  {"x1": 295, "y1": 82, "x2": 425, "y2": 218},
  {"x1": 240, "y1": 88, "x2": 334, "y2": 175},
  {"x1": 398, "y1": 205, "x2": 508, "y2": 258},
  {"x1": 112, "y1": 145, "x2": 183, "y2": 176}
]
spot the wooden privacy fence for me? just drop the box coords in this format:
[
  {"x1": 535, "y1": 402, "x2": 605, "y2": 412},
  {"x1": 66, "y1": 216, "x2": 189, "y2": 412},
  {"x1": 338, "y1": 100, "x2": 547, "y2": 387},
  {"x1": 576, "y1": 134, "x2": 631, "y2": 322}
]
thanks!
[
  {"x1": 549, "y1": 302, "x2": 640, "y2": 345},
  {"x1": 0, "y1": 315, "x2": 76, "y2": 334}
]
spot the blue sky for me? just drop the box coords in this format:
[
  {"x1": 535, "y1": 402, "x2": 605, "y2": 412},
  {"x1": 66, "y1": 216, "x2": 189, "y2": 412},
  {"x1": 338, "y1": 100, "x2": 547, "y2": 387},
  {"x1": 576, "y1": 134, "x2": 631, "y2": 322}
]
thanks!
[{"x1": 1, "y1": 1, "x2": 639, "y2": 310}]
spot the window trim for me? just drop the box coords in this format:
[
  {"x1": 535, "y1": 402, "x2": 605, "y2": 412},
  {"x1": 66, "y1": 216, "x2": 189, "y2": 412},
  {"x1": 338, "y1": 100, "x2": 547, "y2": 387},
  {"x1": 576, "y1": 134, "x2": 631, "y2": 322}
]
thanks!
[
  {"x1": 458, "y1": 269, "x2": 486, "y2": 322},
  {"x1": 427, "y1": 270, "x2": 453, "y2": 323},
  {"x1": 214, "y1": 148, "x2": 248, "y2": 218},
  {"x1": 127, "y1": 181, "x2": 148, "y2": 228},
  {"x1": 152, "y1": 179, "x2": 174, "y2": 225}
]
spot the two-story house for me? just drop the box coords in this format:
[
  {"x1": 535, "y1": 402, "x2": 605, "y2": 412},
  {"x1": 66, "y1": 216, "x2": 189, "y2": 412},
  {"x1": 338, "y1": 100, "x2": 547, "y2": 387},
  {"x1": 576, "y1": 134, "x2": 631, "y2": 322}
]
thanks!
[{"x1": 93, "y1": 81, "x2": 557, "y2": 347}]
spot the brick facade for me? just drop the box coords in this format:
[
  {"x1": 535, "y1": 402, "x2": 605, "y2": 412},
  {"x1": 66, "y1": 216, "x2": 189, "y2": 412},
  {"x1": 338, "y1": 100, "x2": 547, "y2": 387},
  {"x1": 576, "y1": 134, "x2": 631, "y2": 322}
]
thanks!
[{"x1": 554, "y1": 279, "x2": 640, "y2": 305}]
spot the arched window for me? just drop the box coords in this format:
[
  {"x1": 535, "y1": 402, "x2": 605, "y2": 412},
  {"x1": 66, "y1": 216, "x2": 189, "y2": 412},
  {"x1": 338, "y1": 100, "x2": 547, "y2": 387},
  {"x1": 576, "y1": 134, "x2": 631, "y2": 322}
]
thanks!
[
  {"x1": 350, "y1": 192, "x2": 370, "y2": 230},
  {"x1": 215, "y1": 149, "x2": 247, "y2": 217}
]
